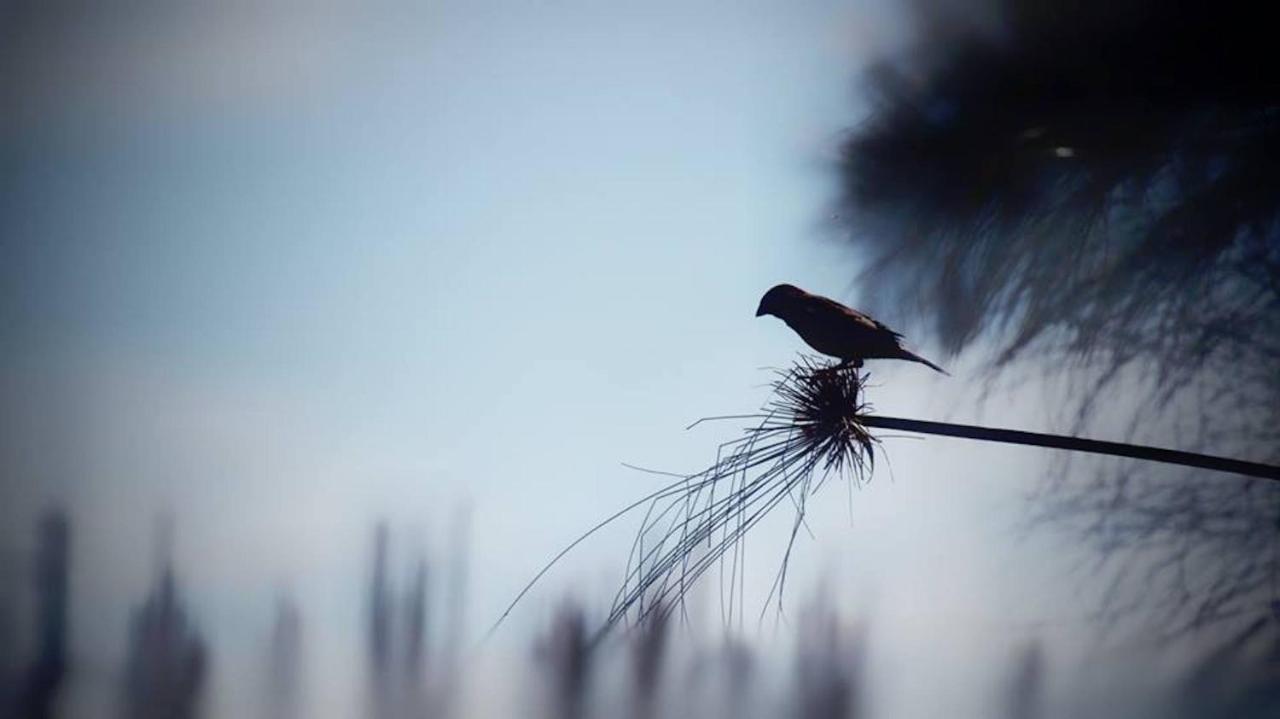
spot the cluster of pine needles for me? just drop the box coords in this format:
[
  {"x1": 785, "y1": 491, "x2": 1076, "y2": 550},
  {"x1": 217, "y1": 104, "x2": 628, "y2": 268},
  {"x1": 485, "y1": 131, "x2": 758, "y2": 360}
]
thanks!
[
  {"x1": 608, "y1": 357, "x2": 879, "y2": 632},
  {"x1": 494, "y1": 357, "x2": 880, "y2": 640}
]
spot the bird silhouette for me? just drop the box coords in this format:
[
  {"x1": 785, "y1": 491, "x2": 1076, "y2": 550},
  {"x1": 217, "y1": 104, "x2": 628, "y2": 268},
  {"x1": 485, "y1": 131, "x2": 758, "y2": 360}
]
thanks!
[{"x1": 755, "y1": 284, "x2": 947, "y2": 374}]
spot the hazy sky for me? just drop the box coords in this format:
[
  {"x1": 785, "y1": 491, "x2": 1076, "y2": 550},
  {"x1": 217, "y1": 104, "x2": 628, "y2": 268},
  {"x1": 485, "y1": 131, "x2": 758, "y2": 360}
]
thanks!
[{"x1": 1, "y1": 2, "x2": 1124, "y2": 716}]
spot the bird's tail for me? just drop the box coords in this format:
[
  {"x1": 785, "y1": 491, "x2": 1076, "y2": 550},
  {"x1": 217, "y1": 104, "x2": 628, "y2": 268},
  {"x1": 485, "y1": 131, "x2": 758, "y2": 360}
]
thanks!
[{"x1": 898, "y1": 348, "x2": 949, "y2": 375}]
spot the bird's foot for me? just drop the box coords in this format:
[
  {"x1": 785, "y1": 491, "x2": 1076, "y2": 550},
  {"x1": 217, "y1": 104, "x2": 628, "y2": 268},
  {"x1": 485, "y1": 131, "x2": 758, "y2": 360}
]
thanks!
[{"x1": 820, "y1": 359, "x2": 862, "y2": 374}]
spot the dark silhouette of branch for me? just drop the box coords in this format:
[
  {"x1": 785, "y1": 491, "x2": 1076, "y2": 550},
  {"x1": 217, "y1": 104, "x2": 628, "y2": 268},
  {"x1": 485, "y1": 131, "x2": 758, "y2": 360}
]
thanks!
[{"x1": 861, "y1": 416, "x2": 1280, "y2": 482}]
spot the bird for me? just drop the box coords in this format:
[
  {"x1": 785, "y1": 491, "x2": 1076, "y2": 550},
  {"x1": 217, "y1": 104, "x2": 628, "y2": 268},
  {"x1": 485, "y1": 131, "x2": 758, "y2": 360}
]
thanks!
[{"x1": 755, "y1": 283, "x2": 948, "y2": 374}]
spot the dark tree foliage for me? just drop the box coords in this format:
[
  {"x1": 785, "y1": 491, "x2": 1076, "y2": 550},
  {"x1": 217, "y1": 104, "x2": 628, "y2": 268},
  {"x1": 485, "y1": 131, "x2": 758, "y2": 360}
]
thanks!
[
  {"x1": 837, "y1": 0, "x2": 1279, "y2": 640},
  {"x1": 841, "y1": 0, "x2": 1278, "y2": 408}
]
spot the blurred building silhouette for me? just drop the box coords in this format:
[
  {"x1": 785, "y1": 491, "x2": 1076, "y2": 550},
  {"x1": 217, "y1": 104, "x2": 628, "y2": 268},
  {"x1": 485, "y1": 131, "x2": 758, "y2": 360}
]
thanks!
[
  {"x1": 1004, "y1": 641, "x2": 1044, "y2": 719},
  {"x1": 0, "y1": 575, "x2": 12, "y2": 717},
  {"x1": 793, "y1": 605, "x2": 863, "y2": 719},
  {"x1": 260, "y1": 595, "x2": 302, "y2": 719},
  {"x1": 628, "y1": 609, "x2": 668, "y2": 719},
  {"x1": 369, "y1": 523, "x2": 393, "y2": 676},
  {"x1": 7, "y1": 509, "x2": 70, "y2": 719},
  {"x1": 405, "y1": 559, "x2": 428, "y2": 673},
  {"x1": 119, "y1": 546, "x2": 208, "y2": 719},
  {"x1": 536, "y1": 602, "x2": 593, "y2": 719},
  {"x1": 366, "y1": 523, "x2": 435, "y2": 719}
]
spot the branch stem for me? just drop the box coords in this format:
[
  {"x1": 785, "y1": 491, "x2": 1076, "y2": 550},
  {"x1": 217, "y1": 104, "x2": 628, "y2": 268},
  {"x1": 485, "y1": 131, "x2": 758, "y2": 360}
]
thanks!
[{"x1": 860, "y1": 415, "x2": 1280, "y2": 482}]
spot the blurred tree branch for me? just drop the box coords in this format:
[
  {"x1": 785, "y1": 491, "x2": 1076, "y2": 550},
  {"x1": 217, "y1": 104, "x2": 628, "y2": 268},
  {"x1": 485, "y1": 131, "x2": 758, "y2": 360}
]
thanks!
[{"x1": 836, "y1": 0, "x2": 1280, "y2": 639}]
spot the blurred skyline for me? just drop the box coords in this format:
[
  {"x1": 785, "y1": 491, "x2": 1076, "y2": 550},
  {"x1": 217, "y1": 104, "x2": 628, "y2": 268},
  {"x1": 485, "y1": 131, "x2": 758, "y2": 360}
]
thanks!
[{"x1": 1, "y1": 2, "x2": 1256, "y2": 717}]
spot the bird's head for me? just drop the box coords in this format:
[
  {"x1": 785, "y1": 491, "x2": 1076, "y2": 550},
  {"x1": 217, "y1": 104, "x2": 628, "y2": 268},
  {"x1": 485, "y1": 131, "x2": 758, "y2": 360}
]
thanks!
[{"x1": 755, "y1": 283, "x2": 806, "y2": 318}]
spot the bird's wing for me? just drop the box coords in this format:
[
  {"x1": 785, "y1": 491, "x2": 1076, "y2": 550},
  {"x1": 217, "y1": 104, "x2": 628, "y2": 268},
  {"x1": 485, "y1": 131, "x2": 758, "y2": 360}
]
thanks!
[{"x1": 805, "y1": 294, "x2": 904, "y2": 339}]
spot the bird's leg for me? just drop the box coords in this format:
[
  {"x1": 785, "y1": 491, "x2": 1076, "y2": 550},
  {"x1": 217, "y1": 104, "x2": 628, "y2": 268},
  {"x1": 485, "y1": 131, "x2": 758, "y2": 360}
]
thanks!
[{"x1": 826, "y1": 358, "x2": 863, "y2": 373}]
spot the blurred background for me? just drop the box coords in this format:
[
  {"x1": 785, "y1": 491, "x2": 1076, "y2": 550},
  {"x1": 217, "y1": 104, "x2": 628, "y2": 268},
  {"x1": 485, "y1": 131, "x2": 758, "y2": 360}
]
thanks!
[{"x1": 2, "y1": 1, "x2": 1277, "y2": 717}]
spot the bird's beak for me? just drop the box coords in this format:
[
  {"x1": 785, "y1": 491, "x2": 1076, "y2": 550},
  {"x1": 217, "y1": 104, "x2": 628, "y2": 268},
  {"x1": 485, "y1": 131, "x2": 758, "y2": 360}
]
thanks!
[{"x1": 754, "y1": 302, "x2": 768, "y2": 317}]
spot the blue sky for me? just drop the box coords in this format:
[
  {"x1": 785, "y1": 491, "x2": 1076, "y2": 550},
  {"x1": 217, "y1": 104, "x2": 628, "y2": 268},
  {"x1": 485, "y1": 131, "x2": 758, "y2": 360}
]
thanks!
[{"x1": 1, "y1": 2, "x2": 1129, "y2": 716}]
